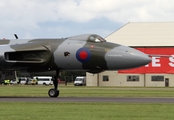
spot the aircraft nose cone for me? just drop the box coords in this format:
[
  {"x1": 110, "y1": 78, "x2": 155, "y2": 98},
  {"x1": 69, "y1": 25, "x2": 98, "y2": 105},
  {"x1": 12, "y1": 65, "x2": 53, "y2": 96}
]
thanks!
[
  {"x1": 105, "y1": 46, "x2": 151, "y2": 70},
  {"x1": 131, "y1": 51, "x2": 151, "y2": 66},
  {"x1": 119, "y1": 49, "x2": 151, "y2": 69}
]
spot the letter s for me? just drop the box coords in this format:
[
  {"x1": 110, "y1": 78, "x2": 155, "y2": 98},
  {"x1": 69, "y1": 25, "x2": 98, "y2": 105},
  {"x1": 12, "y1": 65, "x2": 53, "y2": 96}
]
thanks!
[{"x1": 169, "y1": 55, "x2": 174, "y2": 67}]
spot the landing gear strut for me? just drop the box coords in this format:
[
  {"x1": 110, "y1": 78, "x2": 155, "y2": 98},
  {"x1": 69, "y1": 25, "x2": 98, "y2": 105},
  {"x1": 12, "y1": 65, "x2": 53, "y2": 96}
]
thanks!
[{"x1": 48, "y1": 70, "x2": 59, "y2": 97}]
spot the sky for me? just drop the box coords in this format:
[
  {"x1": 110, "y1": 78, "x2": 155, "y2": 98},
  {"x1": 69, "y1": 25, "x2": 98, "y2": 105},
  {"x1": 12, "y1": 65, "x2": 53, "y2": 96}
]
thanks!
[{"x1": 1, "y1": 0, "x2": 174, "y2": 39}]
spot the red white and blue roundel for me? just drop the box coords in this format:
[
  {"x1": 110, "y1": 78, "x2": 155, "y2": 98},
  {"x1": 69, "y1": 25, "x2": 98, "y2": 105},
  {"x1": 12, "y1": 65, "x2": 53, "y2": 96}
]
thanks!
[{"x1": 76, "y1": 48, "x2": 91, "y2": 63}]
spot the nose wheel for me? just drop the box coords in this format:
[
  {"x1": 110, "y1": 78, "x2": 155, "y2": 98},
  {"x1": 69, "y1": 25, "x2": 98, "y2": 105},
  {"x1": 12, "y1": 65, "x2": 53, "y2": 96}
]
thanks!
[
  {"x1": 48, "y1": 70, "x2": 59, "y2": 97},
  {"x1": 48, "y1": 89, "x2": 59, "y2": 97}
]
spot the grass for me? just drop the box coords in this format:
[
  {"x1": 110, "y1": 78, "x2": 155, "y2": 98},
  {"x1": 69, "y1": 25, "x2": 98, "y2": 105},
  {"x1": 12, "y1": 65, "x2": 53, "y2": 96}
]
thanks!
[
  {"x1": 1, "y1": 85, "x2": 174, "y2": 120},
  {"x1": 0, "y1": 102, "x2": 174, "y2": 120},
  {"x1": 1, "y1": 84, "x2": 174, "y2": 97}
]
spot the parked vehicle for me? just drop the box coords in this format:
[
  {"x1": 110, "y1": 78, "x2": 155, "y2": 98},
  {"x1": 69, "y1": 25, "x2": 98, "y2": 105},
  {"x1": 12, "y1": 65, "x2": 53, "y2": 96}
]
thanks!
[
  {"x1": 11, "y1": 77, "x2": 31, "y2": 85},
  {"x1": 74, "y1": 76, "x2": 86, "y2": 86},
  {"x1": 10, "y1": 79, "x2": 17, "y2": 85},
  {"x1": 33, "y1": 76, "x2": 53, "y2": 85}
]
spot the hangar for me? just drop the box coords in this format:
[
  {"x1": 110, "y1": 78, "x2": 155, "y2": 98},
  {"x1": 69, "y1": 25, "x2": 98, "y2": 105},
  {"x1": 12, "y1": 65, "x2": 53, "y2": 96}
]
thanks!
[{"x1": 86, "y1": 22, "x2": 174, "y2": 87}]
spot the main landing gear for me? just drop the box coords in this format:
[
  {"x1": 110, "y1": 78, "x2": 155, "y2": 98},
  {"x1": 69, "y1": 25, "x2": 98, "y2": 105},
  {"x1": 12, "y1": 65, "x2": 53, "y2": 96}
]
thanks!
[{"x1": 48, "y1": 70, "x2": 59, "y2": 97}]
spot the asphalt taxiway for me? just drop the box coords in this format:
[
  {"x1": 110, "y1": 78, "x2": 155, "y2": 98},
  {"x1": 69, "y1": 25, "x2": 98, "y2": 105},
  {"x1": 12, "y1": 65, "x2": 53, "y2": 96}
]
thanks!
[{"x1": 0, "y1": 97, "x2": 174, "y2": 103}]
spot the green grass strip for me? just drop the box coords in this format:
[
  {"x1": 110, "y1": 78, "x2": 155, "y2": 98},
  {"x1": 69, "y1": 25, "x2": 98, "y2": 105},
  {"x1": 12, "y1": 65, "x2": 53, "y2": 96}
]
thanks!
[
  {"x1": 1, "y1": 85, "x2": 174, "y2": 97},
  {"x1": 0, "y1": 102, "x2": 174, "y2": 120}
]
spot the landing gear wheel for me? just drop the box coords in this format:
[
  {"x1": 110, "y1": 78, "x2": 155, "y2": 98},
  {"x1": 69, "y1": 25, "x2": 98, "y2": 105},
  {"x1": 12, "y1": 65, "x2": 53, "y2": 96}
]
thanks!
[
  {"x1": 48, "y1": 89, "x2": 59, "y2": 97},
  {"x1": 48, "y1": 70, "x2": 60, "y2": 97}
]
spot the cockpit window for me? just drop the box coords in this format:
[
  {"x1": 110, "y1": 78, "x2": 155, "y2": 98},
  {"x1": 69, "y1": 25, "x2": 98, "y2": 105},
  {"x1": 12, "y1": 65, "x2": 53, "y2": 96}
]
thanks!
[
  {"x1": 97, "y1": 36, "x2": 106, "y2": 42},
  {"x1": 89, "y1": 36, "x2": 95, "y2": 41},
  {"x1": 89, "y1": 35, "x2": 106, "y2": 43},
  {"x1": 95, "y1": 38, "x2": 101, "y2": 42}
]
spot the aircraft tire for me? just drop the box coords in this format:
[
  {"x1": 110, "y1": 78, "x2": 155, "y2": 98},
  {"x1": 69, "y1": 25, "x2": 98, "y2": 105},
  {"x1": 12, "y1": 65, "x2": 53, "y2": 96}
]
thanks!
[{"x1": 48, "y1": 89, "x2": 59, "y2": 97}]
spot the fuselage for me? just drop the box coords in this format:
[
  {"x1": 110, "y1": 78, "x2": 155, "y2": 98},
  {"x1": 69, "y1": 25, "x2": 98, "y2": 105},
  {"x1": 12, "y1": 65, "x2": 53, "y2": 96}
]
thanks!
[{"x1": 0, "y1": 34, "x2": 151, "y2": 73}]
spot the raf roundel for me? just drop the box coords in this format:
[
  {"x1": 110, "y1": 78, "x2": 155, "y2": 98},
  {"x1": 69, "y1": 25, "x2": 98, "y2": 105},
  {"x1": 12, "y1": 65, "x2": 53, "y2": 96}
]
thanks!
[{"x1": 76, "y1": 48, "x2": 91, "y2": 63}]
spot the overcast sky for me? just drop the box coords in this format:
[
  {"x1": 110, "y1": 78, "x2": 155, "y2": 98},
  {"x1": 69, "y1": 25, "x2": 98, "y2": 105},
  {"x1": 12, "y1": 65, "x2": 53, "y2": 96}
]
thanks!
[{"x1": 1, "y1": 0, "x2": 174, "y2": 39}]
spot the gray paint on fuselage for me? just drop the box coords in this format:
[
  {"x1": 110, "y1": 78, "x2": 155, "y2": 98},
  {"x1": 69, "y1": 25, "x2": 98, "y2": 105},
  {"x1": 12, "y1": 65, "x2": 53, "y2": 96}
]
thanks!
[
  {"x1": 54, "y1": 39, "x2": 87, "y2": 70},
  {"x1": 105, "y1": 45, "x2": 151, "y2": 70}
]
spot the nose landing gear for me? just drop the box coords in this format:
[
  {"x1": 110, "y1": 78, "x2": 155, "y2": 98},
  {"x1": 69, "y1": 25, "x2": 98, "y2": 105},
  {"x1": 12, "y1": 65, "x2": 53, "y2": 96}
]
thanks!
[{"x1": 48, "y1": 70, "x2": 59, "y2": 97}]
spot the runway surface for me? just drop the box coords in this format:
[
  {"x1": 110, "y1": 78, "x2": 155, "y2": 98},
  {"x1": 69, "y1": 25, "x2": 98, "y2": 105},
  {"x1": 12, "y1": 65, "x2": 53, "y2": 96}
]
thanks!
[{"x1": 1, "y1": 97, "x2": 174, "y2": 103}]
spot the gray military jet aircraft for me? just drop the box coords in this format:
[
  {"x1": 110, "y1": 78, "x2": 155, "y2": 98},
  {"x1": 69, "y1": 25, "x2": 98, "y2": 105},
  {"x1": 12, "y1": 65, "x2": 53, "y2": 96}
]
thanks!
[{"x1": 0, "y1": 34, "x2": 151, "y2": 97}]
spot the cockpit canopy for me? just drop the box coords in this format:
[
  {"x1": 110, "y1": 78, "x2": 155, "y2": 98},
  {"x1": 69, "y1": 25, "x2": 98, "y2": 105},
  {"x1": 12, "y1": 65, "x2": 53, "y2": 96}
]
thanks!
[
  {"x1": 66, "y1": 34, "x2": 107, "y2": 43},
  {"x1": 88, "y1": 35, "x2": 106, "y2": 43}
]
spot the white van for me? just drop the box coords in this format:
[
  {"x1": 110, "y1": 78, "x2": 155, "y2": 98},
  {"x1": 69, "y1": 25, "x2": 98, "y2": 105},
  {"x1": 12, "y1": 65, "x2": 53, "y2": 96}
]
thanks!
[
  {"x1": 33, "y1": 76, "x2": 53, "y2": 85},
  {"x1": 74, "y1": 76, "x2": 86, "y2": 86}
]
